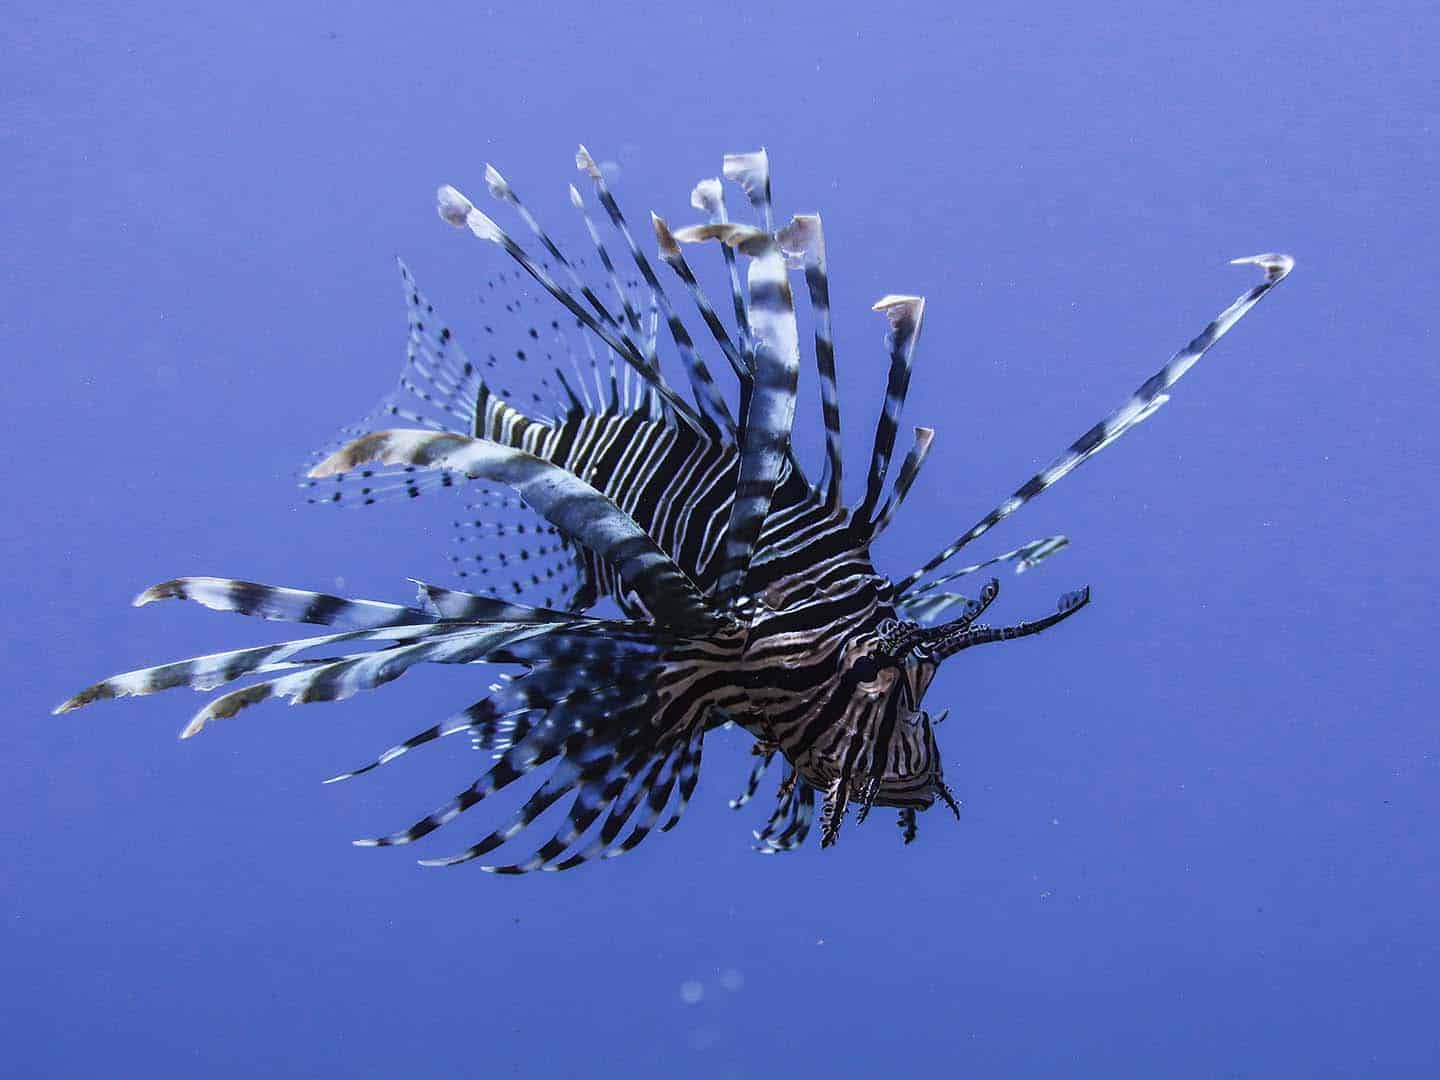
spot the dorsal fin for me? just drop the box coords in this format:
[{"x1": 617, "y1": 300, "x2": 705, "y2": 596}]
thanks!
[
  {"x1": 436, "y1": 184, "x2": 706, "y2": 434},
  {"x1": 898, "y1": 254, "x2": 1295, "y2": 596},
  {"x1": 777, "y1": 214, "x2": 843, "y2": 507},
  {"x1": 858, "y1": 294, "x2": 926, "y2": 521}
]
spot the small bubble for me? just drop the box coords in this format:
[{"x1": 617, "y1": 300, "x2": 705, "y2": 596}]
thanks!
[
  {"x1": 718, "y1": 969, "x2": 744, "y2": 992},
  {"x1": 679, "y1": 980, "x2": 704, "y2": 1006}
]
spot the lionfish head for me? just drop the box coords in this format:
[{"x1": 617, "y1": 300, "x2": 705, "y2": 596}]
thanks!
[{"x1": 829, "y1": 578, "x2": 1094, "y2": 826}]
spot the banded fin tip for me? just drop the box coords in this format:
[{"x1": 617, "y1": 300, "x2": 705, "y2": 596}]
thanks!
[
  {"x1": 575, "y1": 145, "x2": 601, "y2": 179},
  {"x1": 436, "y1": 185, "x2": 474, "y2": 227},
  {"x1": 671, "y1": 222, "x2": 770, "y2": 254},
  {"x1": 651, "y1": 213, "x2": 680, "y2": 258},
  {"x1": 1230, "y1": 252, "x2": 1295, "y2": 278},
  {"x1": 872, "y1": 294, "x2": 926, "y2": 324},
  {"x1": 722, "y1": 150, "x2": 770, "y2": 211},
  {"x1": 722, "y1": 150, "x2": 768, "y2": 183},
  {"x1": 776, "y1": 215, "x2": 822, "y2": 267},
  {"x1": 52, "y1": 692, "x2": 93, "y2": 715},
  {"x1": 436, "y1": 185, "x2": 502, "y2": 242},
  {"x1": 134, "y1": 580, "x2": 183, "y2": 606},
  {"x1": 418, "y1": 854, "x2": 467, "y2": 868},
  {"x1": 690, "y1": 178, "x2": 723, "y2": 214},
  {"x1": 483, "y1": 164, "x2": 510, "y2": 199}
]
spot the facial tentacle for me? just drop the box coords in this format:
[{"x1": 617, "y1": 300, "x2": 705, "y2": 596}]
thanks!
[{"x1": 933, "y1": 586, "x2": 1092, "y2": 660}]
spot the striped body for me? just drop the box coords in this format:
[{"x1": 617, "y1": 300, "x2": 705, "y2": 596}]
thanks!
[
  {"x1": 450, "y1": 395, "x2": 943, "y2": 811},
  {"x1": 458, "y1": 393, "x2": 946, "y2": 812},
  {"x1": 58, "y1": 147, "x2": 1294, "y2": 870}
]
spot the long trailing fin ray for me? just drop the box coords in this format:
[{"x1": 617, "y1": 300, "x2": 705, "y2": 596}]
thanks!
[
  {"x1": 605, "y1": 748, "x2": 682, "y2": 856},
  {"x1": 131, "y1": 577, "x2": 433, "y2": 629},
  {"x1": 311, "y1": 430, "x2": 717, "y2": 632},
  {"x1": 709, "y1": 245, "x2": 801, "y2": 603},
  {"x1": 54, "y1": 621, "x2": 457, "y2": 715},
  {"x1": 729, "y1": 749, "x2": 775, "y2": 810},
  {"x1": 436, "y1": 184, "x2": 705, "y2": 433},
  {"x1": 777, "y1": 214, "x2": 843, "y2": 506},
  {"x1": 658, "y1": 726, "x2": 707, "y2": 832},
  {"x1": 320, "y1": 660, "x2": 654, "y2": 785},
  {"x1": 870, "y1": 426, "x2": 935, "y2": 538},
  {"x1": 411, "y1": 755, "x2": 583, "y2": 865},
  {"x1": 482, "y1": 164, "x2": 627, "y2": 336},
  {"x1": 574, "y1": 148, "x2": 734, "y2": 439},
  {"x1": 766, "y1": 781, "x2": 816, "y2": 853},
  {"x1": 723, "y1": 149, "x2": 774, "y2": 232},
  {"x1": 609, "y1": 729, "x2": 697, "y2": 855},
  {"x1": 898, "y1": 254, "x2": 1294, "y2": 595},
  {"x1": 414, "y1": 675, "x2": 671, "y2": 868},
  {"x1": 859, "y1": 295, "x2": 926, "y2": 521},
  {"x1": 175, "y1": 624, "x2": 553, "y2": 739},
  {"x1": 754, "y1": 768, "x2": 816, "y2": 854},
  {"x1": 652, "y1": 213, "x2": 749, "y2": 385},
  {"x1": 547, "y1": 751, "x2": 672, "y2": 870},
  {"x1": 753, "y1": 769, "x2": 796, "y2": 849},
  {"x1": 690, "y1": 177, "x2": 753, "y2": 364},
  {"x1": 566, "y1": 180, "x2": 648, "y2": 348},
  {"x1": 360, "y1": 663, "x2": 656, "y2": 855},
  {"x1": 413, "y1": 580, "x2": 592, "y2": 624},
  {"x1": 478, "y1": 744, "x2": 652, "y2": 874}
]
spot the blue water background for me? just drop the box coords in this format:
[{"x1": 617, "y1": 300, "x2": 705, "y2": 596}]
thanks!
[{"x1": 5, "y1": 2, "x2": 1438, "y2": 1075}]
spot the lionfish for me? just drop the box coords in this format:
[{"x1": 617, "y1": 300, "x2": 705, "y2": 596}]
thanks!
[{"x1": 57, "y1": 148, "x2": 1293, "y2": 872}]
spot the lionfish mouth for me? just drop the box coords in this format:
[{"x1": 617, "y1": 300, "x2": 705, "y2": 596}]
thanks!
[{"x1": 54, "y1": 144, "x2": 1293, "y2": 872}]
